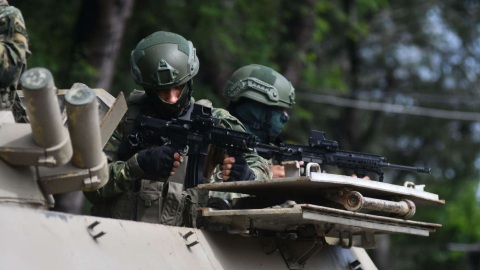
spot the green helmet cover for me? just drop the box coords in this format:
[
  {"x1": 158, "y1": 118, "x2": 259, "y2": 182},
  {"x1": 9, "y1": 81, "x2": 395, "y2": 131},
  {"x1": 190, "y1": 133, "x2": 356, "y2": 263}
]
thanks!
[
  {"x1": 224, "y1": 64, "x2": 295, "y2": 109},
  {"x1": 130, "y1": 31, "x2": 199, "y2": 117}
]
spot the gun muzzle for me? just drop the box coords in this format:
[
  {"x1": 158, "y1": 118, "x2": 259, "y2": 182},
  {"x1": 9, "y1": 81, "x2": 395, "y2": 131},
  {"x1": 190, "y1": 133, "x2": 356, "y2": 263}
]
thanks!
[
  {"x1": 417, "y1": 167, "x2": 431, "y2": 174},
  {"x1": 380, "y1": 162, "x2": 431, "y2": 175}
]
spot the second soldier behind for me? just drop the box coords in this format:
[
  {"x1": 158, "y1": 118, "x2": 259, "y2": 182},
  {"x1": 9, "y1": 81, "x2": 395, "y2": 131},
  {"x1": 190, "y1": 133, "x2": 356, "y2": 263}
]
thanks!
[
  {"x1": 210, "y1": 64, "x2": 295, "y2": 201},
  {"x1": 222, "y1": 64, "x2": 296, "y2": 179},
  {"x1": 0, "y1": 0, "x2": 29, "y2": 112},
  {"x1": 84, "y1": 32, "x2": 271, "y2": 226}
]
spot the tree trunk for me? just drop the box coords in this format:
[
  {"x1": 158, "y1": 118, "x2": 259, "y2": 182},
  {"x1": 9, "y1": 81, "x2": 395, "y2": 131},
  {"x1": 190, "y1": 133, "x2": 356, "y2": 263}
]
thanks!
[
  {"x1": 86, "y1": 0, "x2": 135, "y2": 90},
  {"x1": 335, "y1": 0, "x2": 360, "y2": 151},
  {"x1": 280, "y1": 0, "x2": 316, "y2": 86}
]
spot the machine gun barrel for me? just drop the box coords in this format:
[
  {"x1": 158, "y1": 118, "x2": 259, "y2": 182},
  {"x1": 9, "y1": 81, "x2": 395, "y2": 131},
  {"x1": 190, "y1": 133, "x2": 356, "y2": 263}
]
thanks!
[
  {"x1": 256, "y1": 143, "x2": 292, "y2": 155},
  {"x1": 256, "y1": 130, "x2": 431, "y2": 182},
  {"x1": 379, "y1": 162, "x2": 431, "y2": 174}
]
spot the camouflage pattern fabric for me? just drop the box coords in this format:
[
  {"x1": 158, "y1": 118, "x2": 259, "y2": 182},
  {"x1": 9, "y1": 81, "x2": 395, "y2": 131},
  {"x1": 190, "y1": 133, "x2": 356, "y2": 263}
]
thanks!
[
  {"x1": 0, "y1": 2, "x2": 29, "y2": 110},
  {"x1": 85, "y1": 94, "x2": 271, "y2": 222},
  {"x1": 98, "y1": 105, "x2": 270, "y2": 199},
  {"x1": 210, "y1": 106, "x2": 272, "y2": 181}
]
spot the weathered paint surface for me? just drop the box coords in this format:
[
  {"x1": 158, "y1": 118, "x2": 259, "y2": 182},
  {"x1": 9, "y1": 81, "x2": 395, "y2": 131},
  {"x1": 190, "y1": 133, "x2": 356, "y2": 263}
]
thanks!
[
  {"x1": 0, "y1": 205, "x2": 377, "y2": 270},
  {"x1": 198, "y1": 173, "x2": 444, "y2": 206},
  {"x1": 201, "y1": 204, "x2": 440, "y2": 238}
]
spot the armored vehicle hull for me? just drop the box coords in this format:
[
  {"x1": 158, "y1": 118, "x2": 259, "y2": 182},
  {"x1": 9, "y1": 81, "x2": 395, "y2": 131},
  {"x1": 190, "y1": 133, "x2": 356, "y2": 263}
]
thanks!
[{"x1": 0, "y1": 205, "x2": 376, "y2": 270}]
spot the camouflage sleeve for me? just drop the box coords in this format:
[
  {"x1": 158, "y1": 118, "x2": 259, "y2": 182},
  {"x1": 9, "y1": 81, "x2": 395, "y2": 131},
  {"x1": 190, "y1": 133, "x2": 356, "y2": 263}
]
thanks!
[
  {"x1": 212, "y1": 108, "x2": 272, "y2": 180},
  {"x1": 0, "y1": 6, "x2": 28, "y2": 89},
  {"x1": 84, "y1": 125, "x2": 145, "y2": 202},
  {"x1": 100, "y1": 154, "x2": 144, "y2": 197}
]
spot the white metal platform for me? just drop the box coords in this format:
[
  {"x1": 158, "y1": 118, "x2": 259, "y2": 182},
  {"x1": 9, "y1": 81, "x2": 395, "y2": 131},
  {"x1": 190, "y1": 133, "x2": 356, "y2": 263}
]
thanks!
[{"x1": 198, "y1": 172, "x2": 444, "y2": 206}]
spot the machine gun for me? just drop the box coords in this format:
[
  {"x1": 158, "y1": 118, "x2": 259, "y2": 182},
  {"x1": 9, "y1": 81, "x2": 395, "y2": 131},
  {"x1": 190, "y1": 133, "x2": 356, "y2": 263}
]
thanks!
[
  {"x1": 134, "y1": 104, "x2": 291, "y2": 188},
  {"x1": 257, "y1": 130, "x2": 431, "y2": 182}
]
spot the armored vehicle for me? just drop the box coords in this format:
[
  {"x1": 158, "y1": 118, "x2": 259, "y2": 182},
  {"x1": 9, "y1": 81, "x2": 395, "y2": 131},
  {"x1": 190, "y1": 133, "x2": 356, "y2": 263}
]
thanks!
[{"x1": 0, "y1": 68, "x2": 443, "y2": 270}]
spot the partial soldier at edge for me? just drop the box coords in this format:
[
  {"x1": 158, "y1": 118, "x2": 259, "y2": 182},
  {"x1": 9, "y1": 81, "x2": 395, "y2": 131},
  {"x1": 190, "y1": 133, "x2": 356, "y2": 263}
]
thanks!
[{"x1": 0, "y1": 0, "x2": 29, "y2": 112}]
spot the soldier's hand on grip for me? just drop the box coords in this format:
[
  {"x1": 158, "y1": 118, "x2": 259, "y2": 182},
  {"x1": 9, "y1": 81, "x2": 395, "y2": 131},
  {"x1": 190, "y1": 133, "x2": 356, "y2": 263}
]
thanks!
[
  {"x1": 221, "y1": 153, "x2": 255, "y2": 181},
  {"x1": 352, "y1": 174, "x2": 371, "y2": 180},
  {"x1": 137, "y1": 145, "x2": 180, "y2": 177},
  {"x1": 270, "y1": 165, "x2": 285, "y2": 179}
]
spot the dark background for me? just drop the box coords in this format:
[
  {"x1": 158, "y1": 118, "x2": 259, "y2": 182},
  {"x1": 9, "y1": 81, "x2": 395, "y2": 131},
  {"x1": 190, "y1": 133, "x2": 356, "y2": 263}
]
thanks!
[{"x1": 10, "y1": 0, "x2": 480, "y2": 269}]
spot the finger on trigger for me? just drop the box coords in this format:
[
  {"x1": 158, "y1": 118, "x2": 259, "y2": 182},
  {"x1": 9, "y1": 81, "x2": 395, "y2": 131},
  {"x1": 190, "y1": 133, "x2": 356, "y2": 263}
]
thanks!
[
  {"x1": 223, "y1": 157, "x2": 235, "y2": 164},
  {"x1": 222, "y1": 164, "x2": 233, "y2": 170},
  {"x1": 222, "y1": 170, "x2": 231, "y2": 176}
]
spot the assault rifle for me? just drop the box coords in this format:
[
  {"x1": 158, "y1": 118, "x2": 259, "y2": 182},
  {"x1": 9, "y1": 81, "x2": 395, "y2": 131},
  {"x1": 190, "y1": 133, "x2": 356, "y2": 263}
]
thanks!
[
  {"x1": 134, "y1": 104, "x2": 291, "y2": 188},
  {"x1": 257, "y1": 130, "x2": 431, "y2": 182}
]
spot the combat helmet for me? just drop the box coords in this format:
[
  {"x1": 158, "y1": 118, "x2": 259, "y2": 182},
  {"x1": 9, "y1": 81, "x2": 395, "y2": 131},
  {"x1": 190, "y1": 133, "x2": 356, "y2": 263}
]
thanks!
[
  {"x1": 224, "y1": 64, "x2": 295, "y2": 109},
  {"x1": 225, "y1": 64, "x2": 295, "y2": 144},
  {"x1": 130, "y1": 31, "x2": 199, "y2": 117}
]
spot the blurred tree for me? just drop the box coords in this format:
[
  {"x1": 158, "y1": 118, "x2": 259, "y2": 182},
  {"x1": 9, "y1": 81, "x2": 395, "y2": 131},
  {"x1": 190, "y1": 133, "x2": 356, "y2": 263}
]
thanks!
[{"x1": 75, "y1": 0, "x2": 134, "y2": 90}]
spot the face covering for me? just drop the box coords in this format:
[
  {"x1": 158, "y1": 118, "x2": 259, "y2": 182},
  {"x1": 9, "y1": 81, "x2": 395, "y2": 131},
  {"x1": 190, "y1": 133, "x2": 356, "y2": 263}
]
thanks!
[
  {"x1": 145, "y1": 80, "x2": 193, "y2": 119},
  {"x1": 232, "y1": 100, "x2": 289, "y2": 144}
]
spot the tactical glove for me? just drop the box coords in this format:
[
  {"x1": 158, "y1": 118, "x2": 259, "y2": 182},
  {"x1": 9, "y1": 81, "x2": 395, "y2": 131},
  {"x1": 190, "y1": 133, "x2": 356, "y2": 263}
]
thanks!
[
  {"x1": 225, "y1": 154, "x2": 255, "y2": 181},
  {"x1": 137, "y1": 145, "x2": 176, "y2": 177}
]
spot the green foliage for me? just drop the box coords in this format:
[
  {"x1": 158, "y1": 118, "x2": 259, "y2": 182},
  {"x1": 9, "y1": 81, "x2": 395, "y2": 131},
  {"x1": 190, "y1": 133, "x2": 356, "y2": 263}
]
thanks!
[
  {"x1": 357, "y1": 0, "x2": 389, "y2": 13},
  {"x1": 445, "y1": 181, "x2": 480, "y2": 240},
  {"x1": 14, "y1": 0, "x2": 85, "y2": 87},
  {"x1": 302, "y1": 64, "x2": 349, "y2": 93},
  {"x1": 313, "y1": 17, "x2": 330, "y2": 41},
  {"x1": 293, "y1": 107, "x2": 314, "y2": 121}
]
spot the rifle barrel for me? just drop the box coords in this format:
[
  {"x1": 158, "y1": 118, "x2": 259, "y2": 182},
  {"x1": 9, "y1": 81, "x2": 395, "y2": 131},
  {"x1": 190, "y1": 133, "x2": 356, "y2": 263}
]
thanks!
[
  {"x1": 380, "y1": 162, "x2": 431, "y2": 174},
  {"x1": 256, "y1": 143, "x2": 293, "y2": 155}
]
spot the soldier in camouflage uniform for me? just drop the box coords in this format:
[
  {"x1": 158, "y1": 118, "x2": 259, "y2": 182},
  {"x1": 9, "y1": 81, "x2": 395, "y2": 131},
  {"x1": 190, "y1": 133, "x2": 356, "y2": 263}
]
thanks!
[
  {"x1": 84, "y1": 32, "x2": 271, "y2": 226},
  {"x1": 0, "y1": 0, "x2": 29, "y2": 111},
  {"x1": 210, "y1": 64, "x2": 295, "y2": 200}
]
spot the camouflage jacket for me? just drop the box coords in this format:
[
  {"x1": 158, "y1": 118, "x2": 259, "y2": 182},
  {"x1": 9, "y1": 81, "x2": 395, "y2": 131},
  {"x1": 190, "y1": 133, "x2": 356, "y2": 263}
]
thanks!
[
  {"x1": 0, "y1": 2, "x2": 29, "y2": 110},
  {"x1": 85, "y1": 92, "x2": 271, "y2": 224}
]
